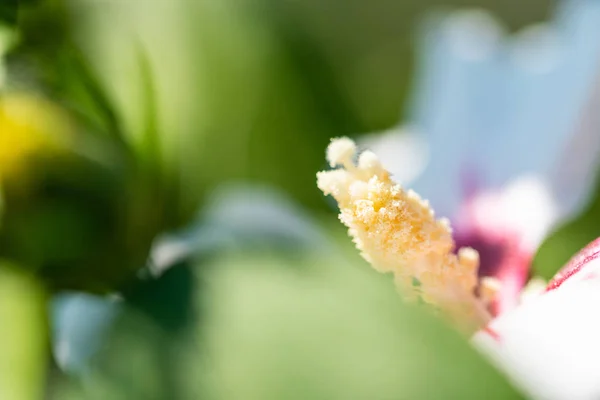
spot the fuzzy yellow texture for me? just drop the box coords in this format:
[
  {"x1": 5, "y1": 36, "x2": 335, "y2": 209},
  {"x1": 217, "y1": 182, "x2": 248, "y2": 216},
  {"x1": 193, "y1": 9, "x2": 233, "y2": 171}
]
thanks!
[{"x1": 317, "y1": 137, "x2": 489, "y2": 330}]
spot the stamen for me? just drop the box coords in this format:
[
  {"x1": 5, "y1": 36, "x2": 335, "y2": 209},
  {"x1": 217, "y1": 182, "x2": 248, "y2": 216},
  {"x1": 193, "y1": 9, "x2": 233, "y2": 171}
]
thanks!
[
  {"x1": 317, "y1": 137, "x2": 491, "y2": 332},
  {"x1": 480, "y1": 277, "x2": 501, "y2": 306}
]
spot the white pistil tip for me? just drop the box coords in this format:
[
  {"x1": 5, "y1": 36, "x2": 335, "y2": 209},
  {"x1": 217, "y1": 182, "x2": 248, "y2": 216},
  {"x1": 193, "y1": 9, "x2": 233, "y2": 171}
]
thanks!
[
  {"x1": 358, "y1": 150, "x2": 384, "y2": 176},
  {"x1": 326, "y1": 137, "x2": 356, "y2": 168}
]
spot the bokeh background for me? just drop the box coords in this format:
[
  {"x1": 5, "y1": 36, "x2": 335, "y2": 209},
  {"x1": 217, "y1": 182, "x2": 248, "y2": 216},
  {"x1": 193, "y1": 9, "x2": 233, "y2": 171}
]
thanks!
[{"x1": 1, "y1": 0, "x2": 599, "y2": 399}]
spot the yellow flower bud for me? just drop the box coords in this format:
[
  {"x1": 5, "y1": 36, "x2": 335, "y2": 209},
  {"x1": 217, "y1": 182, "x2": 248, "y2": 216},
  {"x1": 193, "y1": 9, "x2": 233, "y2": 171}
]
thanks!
[{"x1": 0, "y1": 92, "x2": 72, "y2": 187}]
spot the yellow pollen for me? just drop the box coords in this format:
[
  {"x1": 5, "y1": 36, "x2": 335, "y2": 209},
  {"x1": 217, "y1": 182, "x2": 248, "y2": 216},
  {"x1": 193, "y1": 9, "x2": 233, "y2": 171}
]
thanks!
[{"x1": 317, "y1": 137, "x2": 491, "y2": 332}]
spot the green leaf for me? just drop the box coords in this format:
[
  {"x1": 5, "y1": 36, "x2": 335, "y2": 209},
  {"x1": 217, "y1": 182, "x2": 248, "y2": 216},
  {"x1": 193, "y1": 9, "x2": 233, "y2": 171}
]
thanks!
[
  {"x1": 534, "y1": 175, "x2": 600, "y2": 280},
  {"x1": 0, "y1": 262, "x2": 47, "y2": 400},
  {"x1": 0, "y1": 22, "x2": 15, "y2": 87},
  {"x1": 194, "y1": 253, "x2": 524, "y2": 400},
  {"x1": 51, "y1": 252, "x2": 525, "y2": 399},
  {"x1": 0, "y1": 0, "x2": 17, "y2": 27},
  {"x1": 122, "y1": 263, "x2": 196, "y2": 335},
  {"x1": 59, "y1": 48, "x2": 127, "y2": 145}
]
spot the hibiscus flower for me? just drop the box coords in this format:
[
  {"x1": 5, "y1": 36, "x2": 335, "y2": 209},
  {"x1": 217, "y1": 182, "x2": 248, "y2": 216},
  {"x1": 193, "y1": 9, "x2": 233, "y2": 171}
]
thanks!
[
  {"x1": 474, "y1": 237, "x2": 600, "y2": 400},
  {"x1": 361, "y1": 1, "x2": 600, "y2": 317},
  {"x1": 317, "y1": 135, "x2": 600, "y2": 399}
]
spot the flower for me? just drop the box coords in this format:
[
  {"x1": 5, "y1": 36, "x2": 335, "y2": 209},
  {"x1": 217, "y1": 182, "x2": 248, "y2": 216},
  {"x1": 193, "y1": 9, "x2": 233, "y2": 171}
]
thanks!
[
  {"x1": 317, "y1": 137, "x2": 600, "y2": 398},
  {"x1": 317, "y1": 4, "x2": 600, "y2": 397},
  {"x1": 317, "y1": 137, "x2": 491, "y2": 332},
  {"x1": 361, "y1": 1, "x2": 600, "y2": 315},
  {"x1": 473, "y1": 238, "x2": 600, "y2": 400},
  {"x1": 51, "y1": 292, "x2": 120, "y2": 375}
]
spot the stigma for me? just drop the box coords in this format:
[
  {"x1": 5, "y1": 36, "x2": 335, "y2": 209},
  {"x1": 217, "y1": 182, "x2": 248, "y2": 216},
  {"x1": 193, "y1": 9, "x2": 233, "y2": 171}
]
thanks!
[{"x1": 317, "y1": 137, "x2": 491, "y2": 332}]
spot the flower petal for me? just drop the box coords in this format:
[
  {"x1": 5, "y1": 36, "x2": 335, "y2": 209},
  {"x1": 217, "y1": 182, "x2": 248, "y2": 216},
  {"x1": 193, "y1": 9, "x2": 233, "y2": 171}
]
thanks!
[
  {"x1": 52, "y1": 293, "x2": 120, "y2": 375},
  {"x1": 474, "y1": 238, "x2": 600, "y2": 399},
  {"x1": 546, "y1": 237, "x2": 600, "y2": 292},
  {"x1": 543, "y1": 0, "x2": 600, "y2": 221},
  {"x1": 407, "y1": 10, "x2": 504, "y2": 218},
  {"x1": 475, "y1": 274, "x2": 600, "y2": 399}
]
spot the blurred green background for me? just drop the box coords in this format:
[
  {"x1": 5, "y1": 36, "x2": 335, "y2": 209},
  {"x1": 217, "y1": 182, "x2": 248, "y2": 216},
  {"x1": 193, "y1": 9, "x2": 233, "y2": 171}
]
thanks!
[
  {"x1": 3, "y1": 0, "x2": 598, "y2": 399},
  {"x1": 7, "y1": 0, "x2": 552, "y2": 212}
]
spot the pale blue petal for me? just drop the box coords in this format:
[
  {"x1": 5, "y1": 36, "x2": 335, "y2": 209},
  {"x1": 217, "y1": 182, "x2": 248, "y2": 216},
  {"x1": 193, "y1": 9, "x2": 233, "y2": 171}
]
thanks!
[
  {"x1": 151, "y1": 184, "x2": 332, "y2": 272},
  {"x1": 478, "y1": 24, "x2": 564, "y2": 187},
  {"x1": 407, "y1": 10, "x2": 505, "y2": 218},
  {"x1": 486, "y1": 0, "x2": 600, "y2": 185},
  {"x1": 400, "y1": 2, "x2": 600, "y2": 220},
  {"x1": 51, "y1": 293, "x2": 120, "y2": 375},
  {"x1": 546, "y1": 0, "x2": 600, "y2": 215}
]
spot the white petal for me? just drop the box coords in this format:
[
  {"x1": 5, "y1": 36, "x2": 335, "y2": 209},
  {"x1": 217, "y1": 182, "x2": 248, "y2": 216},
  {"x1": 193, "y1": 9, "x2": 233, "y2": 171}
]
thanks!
[
  {"x1": 464, "y1": 174, "x2": 558, "y2": 252},
  {"x1": 474, "y1": 261, "x2": 600, "y2": 400},
  {"x1": 499, "y1": 175, "x2": 558, "y2": 251}
]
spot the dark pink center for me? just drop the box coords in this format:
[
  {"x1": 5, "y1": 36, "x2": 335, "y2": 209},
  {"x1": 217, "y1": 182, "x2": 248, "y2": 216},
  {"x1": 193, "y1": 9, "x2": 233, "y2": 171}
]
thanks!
[
  {"x1": 454, "y1": 229, "x2": 513, "y2": 278},
  {"x1": 454, "y1": 223, "x2": 531, "y2": 315}
]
